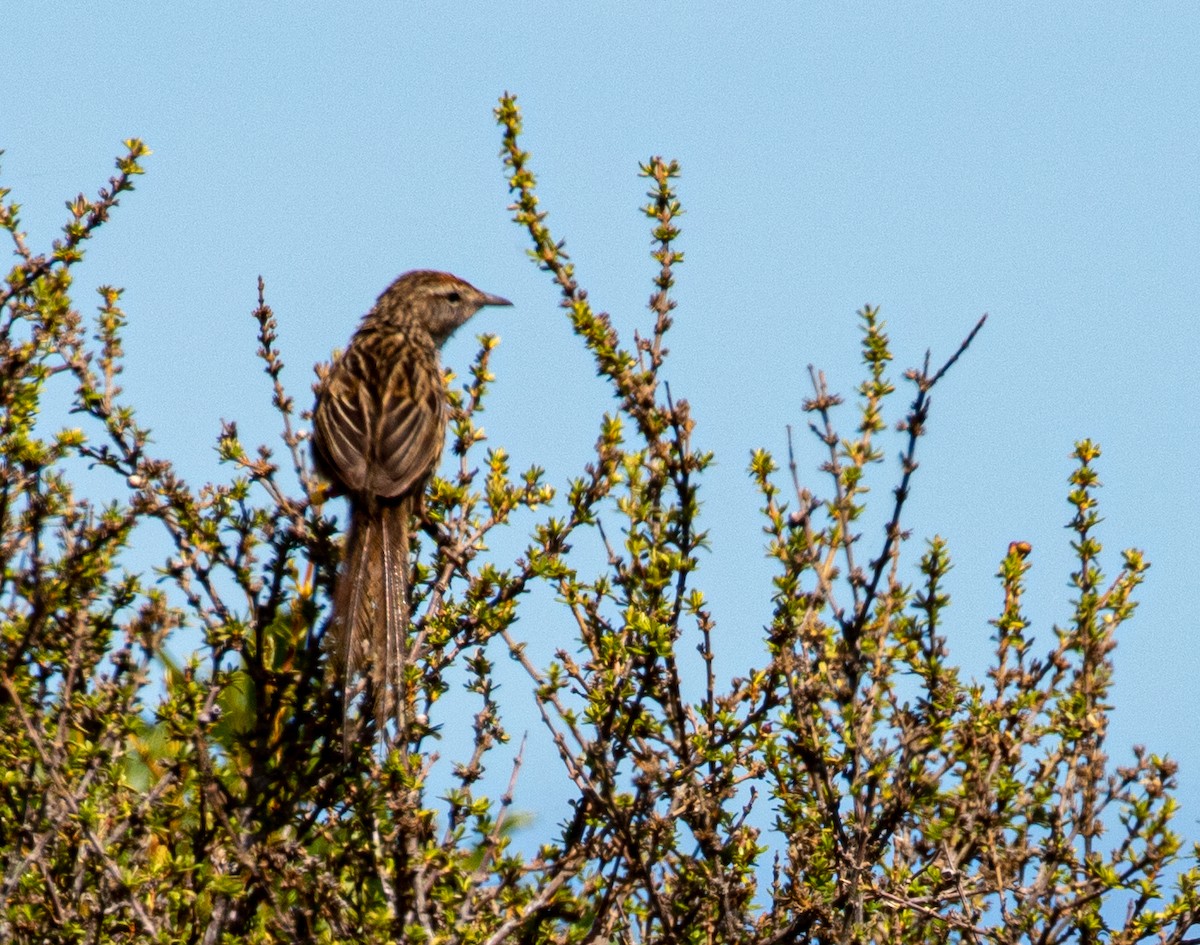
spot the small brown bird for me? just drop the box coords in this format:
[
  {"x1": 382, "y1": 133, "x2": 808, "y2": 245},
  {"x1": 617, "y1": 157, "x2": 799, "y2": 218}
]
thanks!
[{"x1": 313, "y1": 270, "x2": 511, "y2": 744}]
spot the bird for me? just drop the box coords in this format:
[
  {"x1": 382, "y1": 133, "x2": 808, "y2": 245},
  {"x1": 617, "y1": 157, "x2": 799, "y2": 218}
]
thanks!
[{"x1": 312, "y1": 270, "x2": 511, "y2": 747}]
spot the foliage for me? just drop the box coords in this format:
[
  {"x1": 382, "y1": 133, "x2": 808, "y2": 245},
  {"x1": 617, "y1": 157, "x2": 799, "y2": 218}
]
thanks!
[{"x1": 0, "y1": 97, "x2": 1196, "y2": 944}]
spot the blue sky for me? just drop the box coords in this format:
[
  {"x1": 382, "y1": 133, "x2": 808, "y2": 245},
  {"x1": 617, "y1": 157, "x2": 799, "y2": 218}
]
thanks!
[{"x1": 7, "y1": 4, "x2": 1198, "y2": 843}]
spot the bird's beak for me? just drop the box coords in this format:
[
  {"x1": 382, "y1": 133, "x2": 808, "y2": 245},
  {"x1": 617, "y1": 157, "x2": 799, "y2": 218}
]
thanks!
[{"x1": 479, "y1": 291, "x2": 513, "y2": 308}]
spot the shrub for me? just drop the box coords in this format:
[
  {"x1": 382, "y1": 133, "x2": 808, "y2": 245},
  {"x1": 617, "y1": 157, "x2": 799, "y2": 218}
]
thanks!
[{"x1": 0, "y1": 95, "x2": 1194, "y2": 944}]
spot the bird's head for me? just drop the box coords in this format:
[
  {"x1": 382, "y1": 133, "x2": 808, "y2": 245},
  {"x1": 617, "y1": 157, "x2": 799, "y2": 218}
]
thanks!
[{"x1": 373, "y1": 270, "x2": 512, "y2": 345}]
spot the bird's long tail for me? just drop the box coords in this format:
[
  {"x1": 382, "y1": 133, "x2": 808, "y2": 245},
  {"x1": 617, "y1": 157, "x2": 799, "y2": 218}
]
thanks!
[{"x1": 330, "y1": 497, "x2": 411, "y2": 751}]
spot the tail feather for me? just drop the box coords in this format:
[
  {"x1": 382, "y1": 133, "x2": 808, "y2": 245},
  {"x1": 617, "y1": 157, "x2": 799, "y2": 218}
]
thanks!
[
  {"x1": 331, "y1": 498, "x2": 411, "y2": 752},
  {"x1": 375, "y1": 501, "x2": 410, "y2": 729}
]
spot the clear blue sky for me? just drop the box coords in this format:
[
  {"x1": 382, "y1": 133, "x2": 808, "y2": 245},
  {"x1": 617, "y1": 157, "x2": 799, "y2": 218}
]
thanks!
[{"x1": 7, "y1": 4, "x2": 1198, "y2": 840}]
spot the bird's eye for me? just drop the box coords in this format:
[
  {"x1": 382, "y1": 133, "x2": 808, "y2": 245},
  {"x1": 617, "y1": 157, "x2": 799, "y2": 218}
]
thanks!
[{"x1": 446, "y1": 291, "x2": 461, "y2": 303}]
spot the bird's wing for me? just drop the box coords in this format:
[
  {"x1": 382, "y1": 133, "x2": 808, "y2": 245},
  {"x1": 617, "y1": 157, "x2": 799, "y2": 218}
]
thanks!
[
  {"x1": 369, "y1": 349, "x2": 444, "y2": 498},
  {"x1": 314, "y1": 331, "x2": 444, "y2": 500}
]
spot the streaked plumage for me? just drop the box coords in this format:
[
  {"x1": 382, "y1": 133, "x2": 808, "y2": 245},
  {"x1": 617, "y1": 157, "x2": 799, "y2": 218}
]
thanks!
[{"x1": 313, "y1": 270, "x2": 511, "y2": 748}]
